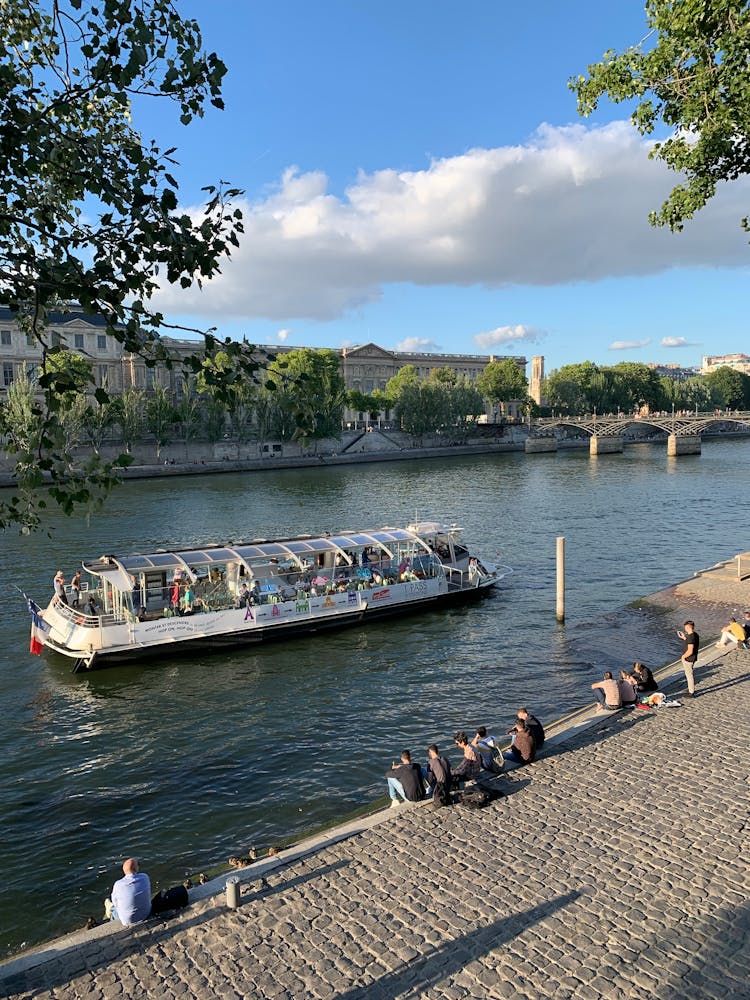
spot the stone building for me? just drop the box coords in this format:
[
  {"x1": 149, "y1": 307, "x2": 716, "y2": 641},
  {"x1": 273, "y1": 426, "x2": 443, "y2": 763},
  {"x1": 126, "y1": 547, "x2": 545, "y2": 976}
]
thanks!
[
  {"x1": 0, "y1": 306, "x2": 527, "y2": 421},
  {"x1": 700, "y1": 353, "x2": 750, "y2": 376}
]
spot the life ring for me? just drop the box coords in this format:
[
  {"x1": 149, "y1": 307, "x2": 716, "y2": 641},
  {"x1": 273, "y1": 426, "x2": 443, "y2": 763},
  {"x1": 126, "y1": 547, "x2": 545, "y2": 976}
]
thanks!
[{"x1": 75, "y1": 616, "x2": 85, "y2": 625}]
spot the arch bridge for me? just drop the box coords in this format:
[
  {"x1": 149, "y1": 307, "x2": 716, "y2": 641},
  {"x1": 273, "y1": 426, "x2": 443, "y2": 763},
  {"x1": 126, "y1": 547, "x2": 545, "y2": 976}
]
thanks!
[{"x1": 525, "y1": 411, "x2": 750, "y2": 457}]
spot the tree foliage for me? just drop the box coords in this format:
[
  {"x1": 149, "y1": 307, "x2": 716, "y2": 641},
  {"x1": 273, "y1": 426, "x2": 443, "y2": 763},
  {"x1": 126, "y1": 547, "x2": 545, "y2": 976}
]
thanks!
[
  {"x1": 571, "y1": 0, "x2": 750, "y2": 233},
  {"x1": 704, "y1": 365, "x2": 750, "y2": 409},
  {"x1": 0, "y1": 0, "x2": 250, "y2": 530},
  {"x1": 266, "y1": 349, "x2": 346, "y2": 446},
  {"x1": 476, "y1": 359, "x2": 528, "y2": 411}
]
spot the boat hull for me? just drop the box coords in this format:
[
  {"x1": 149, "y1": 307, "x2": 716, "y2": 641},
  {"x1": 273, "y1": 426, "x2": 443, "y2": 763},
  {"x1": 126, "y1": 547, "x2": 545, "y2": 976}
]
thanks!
[{"x1": 42, "y1": 578, "x2": 497, "y2": 670}]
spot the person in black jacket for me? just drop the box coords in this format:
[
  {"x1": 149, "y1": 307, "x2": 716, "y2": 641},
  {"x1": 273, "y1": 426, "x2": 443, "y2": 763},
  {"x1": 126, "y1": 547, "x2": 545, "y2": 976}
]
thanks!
[
  {"x1": 632, "y1": 661, "x2": 658, "y2": 693},
  {"x1": 385, "y1": 750, "x2": 426, "y2": 808},
  {"x1": 516, "y1": 708, "x2": 545, "y2": 749}
]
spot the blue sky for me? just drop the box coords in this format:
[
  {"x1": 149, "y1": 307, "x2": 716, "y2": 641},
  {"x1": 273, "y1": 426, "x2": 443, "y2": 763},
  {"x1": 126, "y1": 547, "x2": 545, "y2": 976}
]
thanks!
[{"x1": 143, "y1": 1, "x2": 748, "y2": 372}]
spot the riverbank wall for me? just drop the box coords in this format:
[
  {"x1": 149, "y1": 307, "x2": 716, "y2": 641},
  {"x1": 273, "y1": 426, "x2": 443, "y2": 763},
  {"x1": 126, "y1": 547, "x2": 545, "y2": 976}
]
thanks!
[
  {"x1": 2, "y1": 427, "x2": 748, "y2": 489},
  {"x1": 2, "y1": 555, "x2": 749, "y2": 998}
]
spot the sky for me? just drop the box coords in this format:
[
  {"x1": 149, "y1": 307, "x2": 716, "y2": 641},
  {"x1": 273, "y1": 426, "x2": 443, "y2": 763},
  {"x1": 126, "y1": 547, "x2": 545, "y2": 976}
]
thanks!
[{"x1": 140, "y1": 0, "x2": 748, "y2": 373}]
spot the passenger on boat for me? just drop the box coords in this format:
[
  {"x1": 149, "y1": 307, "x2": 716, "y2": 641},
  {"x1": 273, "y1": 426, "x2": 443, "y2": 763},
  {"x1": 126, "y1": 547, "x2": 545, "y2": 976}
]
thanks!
[
  {"x1": 85, "y1": 595, "x2": 99, "y2": 617},
  {"x1": 170, "y1": 582, "x2": 181, "y2": 613},
  {"x1": 238, "y1": 583, "x2": 251, "y2": 608},
  {"x1": 180, "y1": 586, "x2": 194, "y2": 614},
  {"x1": 451, "y1": 731, "x2": 482, "y2": 784},
  {"x1": 53, "y1": 570, "x2": 68, "y2": 606},
  {"x1": 385, "y1": 749, "x2": 426, "y2": 807},
  {"x1": 70, "y1": 571, "x2": 82, "y2": 608}
]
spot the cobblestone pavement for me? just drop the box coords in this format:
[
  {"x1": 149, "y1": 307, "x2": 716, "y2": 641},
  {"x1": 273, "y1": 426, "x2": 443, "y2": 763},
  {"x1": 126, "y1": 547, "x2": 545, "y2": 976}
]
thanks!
[{"x1": 4, "y1": 650, "x2": 749, "y2": 1000}]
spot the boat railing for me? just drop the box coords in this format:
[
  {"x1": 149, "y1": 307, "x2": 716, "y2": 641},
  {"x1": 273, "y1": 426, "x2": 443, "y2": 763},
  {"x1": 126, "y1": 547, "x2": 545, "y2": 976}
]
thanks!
[{"x1": 51, "y1": 599, "x2": 121, "y2": 628}]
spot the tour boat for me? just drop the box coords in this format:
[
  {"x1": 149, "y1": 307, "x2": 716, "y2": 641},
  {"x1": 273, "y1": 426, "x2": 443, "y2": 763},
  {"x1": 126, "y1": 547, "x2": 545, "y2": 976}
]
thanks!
[{"x1": 30, "y1": 521, "x2": 507, "y2": 671}]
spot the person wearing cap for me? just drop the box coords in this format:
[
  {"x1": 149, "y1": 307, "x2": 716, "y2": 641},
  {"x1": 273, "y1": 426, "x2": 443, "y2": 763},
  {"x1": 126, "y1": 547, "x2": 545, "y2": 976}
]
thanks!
[{"x1": 108, "y1": 858, "x2": 152, "y2": 926}]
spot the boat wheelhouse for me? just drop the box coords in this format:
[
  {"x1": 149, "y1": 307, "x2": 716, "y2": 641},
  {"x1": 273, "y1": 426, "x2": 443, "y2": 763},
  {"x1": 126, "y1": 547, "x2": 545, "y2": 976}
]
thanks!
[{"x1": 34, "y1": 522, "x2": 504, "y2": 671}]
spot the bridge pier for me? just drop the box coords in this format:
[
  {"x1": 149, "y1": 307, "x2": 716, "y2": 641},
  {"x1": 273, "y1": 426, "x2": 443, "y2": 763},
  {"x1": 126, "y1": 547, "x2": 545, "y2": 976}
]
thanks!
[
  {"x1": 668, "y1": 434, "x2": 701, "y2": 456},
  {"x1": 524, "y1": 437, "x2": 558, "y2": 454},
  {"x1": 590, "y1": 435, "x2": 623, "y2": 456}
]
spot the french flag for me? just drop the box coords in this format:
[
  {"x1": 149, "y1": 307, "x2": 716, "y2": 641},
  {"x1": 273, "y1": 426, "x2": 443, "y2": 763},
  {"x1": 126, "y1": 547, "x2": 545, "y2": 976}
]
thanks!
[{"x1": 26, "y1": 597, "x2": 49, "y2": 656}]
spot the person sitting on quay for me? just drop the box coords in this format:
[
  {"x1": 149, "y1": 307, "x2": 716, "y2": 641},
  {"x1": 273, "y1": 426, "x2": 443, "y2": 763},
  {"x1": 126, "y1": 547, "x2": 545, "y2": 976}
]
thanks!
[
  {"x1": 742, "y1": 611, "x2": 750, "y2": 649},
  {"x1": 591, "y1": 671, "x2": 622, "y2": 712},
  {"x1": 426, "y1": 744, "x2": 453, "y2": 807},
  {"x1": 502, "y1": 719, "x2": 536, "y2": 765},
  {"x1": 618, "y1": 670, "x2": 638, "y2": 706},
  {"x1": 106, "y1": 858, "x2": 152, "y2": 926},
  {"x1": 452, "y1": 731, "x2": 482, "y2": 784},
  {"x1": 471, "y1": 726, "x2": 501, "y2": 772},
  {"x1": 715, "y1": 615, "x2": 746, "y2": 648},
  {"x1": 632, "y1": 661, "x2": 658, "y2": 693},
  {"x1": 385, "y1": 749, "x2": 426, "y2": 808},
  {"x1": 516, "y1": 708, "x2": 545, "y2": 749}
]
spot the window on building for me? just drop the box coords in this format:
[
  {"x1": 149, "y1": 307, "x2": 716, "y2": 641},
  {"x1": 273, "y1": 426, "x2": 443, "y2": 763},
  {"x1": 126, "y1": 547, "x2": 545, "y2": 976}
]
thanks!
[
  {"x1": 26, "y1": 333, "x2": 35, "y2": 347},
  {"x1": 97, "y1": 335, "x2": 107, "y2": 351},
  {"x1": 0, "y1": 329, "x2": 11, "y2": 346},
  {"x1": 3, "y1": 362, "x2": 14, "y2": 387},
  {"x1": 145, "y1": 368, "x2": 155, "y2": 389},
  {"x1": 97, "y1": 365, "x2": 109, "y2": 387},
  {"x1": 26, "y1": 363, "x2": 39, "y2": 382},
  {"x1": 74, "y1": 333, "x2": 85, "y2": 350},
  {"x1": 51, "y1": 331, "x2": 62, "y2": 347}
]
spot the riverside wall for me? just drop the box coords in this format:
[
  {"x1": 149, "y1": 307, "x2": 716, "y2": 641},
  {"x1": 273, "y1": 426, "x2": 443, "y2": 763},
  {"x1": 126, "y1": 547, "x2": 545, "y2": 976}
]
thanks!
[{"x1": 2, "y1": 556, "x2": 749, "y2": 999}]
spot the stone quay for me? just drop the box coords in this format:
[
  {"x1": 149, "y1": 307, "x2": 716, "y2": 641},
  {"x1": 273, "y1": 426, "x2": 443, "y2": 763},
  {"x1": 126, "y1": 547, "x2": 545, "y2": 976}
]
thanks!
[{"x1": 2, "y1": 565, "x2": 749, "y2": 999}]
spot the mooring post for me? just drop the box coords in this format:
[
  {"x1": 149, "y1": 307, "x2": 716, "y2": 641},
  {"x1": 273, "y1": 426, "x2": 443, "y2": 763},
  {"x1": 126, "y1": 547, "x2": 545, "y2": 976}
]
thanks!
[{"x1": 556, "y1": 536, "x2": 565, "y2": 623}]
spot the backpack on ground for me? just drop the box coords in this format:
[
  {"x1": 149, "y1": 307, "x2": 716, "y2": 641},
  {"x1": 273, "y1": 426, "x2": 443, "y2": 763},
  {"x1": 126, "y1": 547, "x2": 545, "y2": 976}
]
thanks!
[{"x1": 151, "y1": 884, "x2": 189, "y2": 915}]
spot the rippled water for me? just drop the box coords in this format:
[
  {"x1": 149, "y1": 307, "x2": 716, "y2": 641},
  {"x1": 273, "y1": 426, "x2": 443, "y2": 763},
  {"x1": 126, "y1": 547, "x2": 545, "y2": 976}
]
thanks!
[{"x1": 1, "y1": 440, "x2": 748, "y2": 955}]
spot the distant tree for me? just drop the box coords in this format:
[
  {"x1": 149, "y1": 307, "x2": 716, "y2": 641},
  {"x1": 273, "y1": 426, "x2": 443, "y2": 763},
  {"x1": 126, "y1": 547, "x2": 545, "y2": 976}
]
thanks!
[
  {"x1": 385, "y1": 365, "x2": 420, "y2": 400},
  {"x1": 173, "y1": 380, "x2": 202, "y2": 459},
  {"x1": 145, "y1": 385, "x2": 174, "y2": 459},
  {"x1": 449, "y1": 376, "x2": 486, "y2": 438},
  {"x1": 704, "y1": 367, "x2": 750, "y2": 410},
  {"x1": 571, "y1": 0, "x2": 750, "y2": 235},
  {"x1": 83, "y1": 394, "x2": 118, "y2": 457},
  {"x1": 116, "y1": 388, "x2": 145, "y2": 453},
  {"x1": 477, "y1": 359, "x2": 528, "y2": 414},
  {"x1": 59, "y1": 394, "x2": 89, "y2": 454},
  {"x1": 267, "y1": 349, "x2": 346, "y2": 447},
  {"x1": 200, "y1": 396, "x2": 227, "y2": 444},
  {"x1": 427, "y1": 366, "x2": 458, "y2": 387},
  {"x1": 610, "y1": 362, "x2": 663, "y2": 412}
]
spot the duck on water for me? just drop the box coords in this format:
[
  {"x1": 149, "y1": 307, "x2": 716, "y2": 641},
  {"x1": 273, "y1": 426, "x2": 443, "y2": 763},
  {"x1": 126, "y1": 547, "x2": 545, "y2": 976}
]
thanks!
[{"x1": 30, "y1": 521, "x2": 509, "y2": 671}]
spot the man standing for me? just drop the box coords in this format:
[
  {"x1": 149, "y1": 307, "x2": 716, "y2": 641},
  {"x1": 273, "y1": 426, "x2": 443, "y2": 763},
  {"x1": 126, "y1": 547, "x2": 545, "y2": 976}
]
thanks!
[
  {"x1": 109, "y1": 858, "x2": 152, "y2": 926},
  {"x1": 385, "y1": 750, "x2": 426, "y2": 808},
  {"x1": 678, "y1": 620, "x2": 700, "y2": 697}
]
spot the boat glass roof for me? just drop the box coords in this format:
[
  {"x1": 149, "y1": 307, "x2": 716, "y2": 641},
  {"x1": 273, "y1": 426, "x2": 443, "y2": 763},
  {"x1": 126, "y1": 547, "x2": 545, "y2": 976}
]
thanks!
[{"x1": 98, "y1": 528, "x2": 428, "y2": 577}]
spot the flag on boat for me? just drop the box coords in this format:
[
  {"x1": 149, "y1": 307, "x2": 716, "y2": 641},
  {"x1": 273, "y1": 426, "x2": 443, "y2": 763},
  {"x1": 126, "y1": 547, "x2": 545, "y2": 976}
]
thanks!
[{"x1": 25, "y1": 595, "x2": 49, "y2": 655}]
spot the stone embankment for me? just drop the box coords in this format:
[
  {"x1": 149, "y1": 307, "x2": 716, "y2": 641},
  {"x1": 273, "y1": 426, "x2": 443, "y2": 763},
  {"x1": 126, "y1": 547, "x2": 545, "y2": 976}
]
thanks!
[{"x1": 2, "y1": 560, "x2": 749, "y2": 999}]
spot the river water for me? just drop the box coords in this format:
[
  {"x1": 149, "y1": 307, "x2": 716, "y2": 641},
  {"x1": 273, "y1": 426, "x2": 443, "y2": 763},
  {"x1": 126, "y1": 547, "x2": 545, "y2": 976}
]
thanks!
[{"x1": 1, "y1": 439, "x2": 748, "y2": 956}]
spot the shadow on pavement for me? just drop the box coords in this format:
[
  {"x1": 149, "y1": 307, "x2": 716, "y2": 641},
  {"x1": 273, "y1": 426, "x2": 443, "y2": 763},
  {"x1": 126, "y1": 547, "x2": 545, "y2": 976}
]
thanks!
[{"x1": 332, "y1": 890, "x2": 583, "y2": 1000}]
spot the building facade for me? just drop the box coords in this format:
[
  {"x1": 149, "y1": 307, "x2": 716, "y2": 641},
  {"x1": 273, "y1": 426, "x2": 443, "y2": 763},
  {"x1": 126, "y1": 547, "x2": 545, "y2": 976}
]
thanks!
[
  {"x1": 700, "y1": 354, "x2": 750, "y2": 376},
  {"x1": 0, "y1": 306, "x2": 528, "y2": 420}
]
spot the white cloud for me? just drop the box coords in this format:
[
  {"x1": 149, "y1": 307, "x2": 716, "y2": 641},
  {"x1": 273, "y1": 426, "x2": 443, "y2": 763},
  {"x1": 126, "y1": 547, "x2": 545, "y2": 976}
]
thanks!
[
  {"x1": 473, "y1": 324, "x2": 543, "y2": 350},
  {"x1": 153, "y1": 121, "x2": 749, "y2": 321},
  {"x1": 609, "y1": 339, "x2": 652, "y2": 351},
  {"x1": 661, "y1": 336, "x2": 699, "y2": 348},
  {"x1": 277, "y1": 328, "x2": 290, "y2": 342},
  {"x1": 396, "y1": 336, "x2": 440, "y2": 352}
]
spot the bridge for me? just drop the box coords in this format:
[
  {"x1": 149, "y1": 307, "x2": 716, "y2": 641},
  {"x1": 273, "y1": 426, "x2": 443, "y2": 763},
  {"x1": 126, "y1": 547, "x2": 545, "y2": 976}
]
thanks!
[{"x1": 524, "y1": 411, "x2": 750, "y2": 457}]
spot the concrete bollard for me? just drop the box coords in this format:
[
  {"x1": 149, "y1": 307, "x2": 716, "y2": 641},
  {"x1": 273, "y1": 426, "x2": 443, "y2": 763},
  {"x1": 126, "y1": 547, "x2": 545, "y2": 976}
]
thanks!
[{"x1": 226, "y1": 876, "x2": 241, "y2": 909}]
